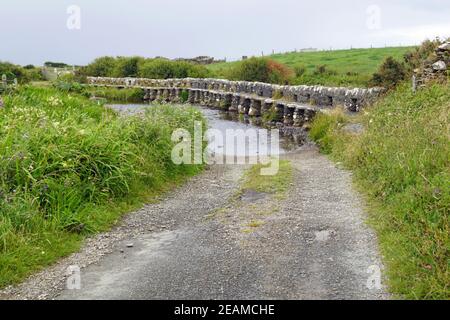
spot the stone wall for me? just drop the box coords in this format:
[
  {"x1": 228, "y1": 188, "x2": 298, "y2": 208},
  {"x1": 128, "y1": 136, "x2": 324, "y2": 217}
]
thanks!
[
  {"x1": 415, "y1": 41, "x2": 450, "y2": 88},
  {"x1": 87, "y1": 76, "x2": 385, "y2": 129},
  {"x1": 88, "y1": 77, "x2": 384, "y2": 111}
]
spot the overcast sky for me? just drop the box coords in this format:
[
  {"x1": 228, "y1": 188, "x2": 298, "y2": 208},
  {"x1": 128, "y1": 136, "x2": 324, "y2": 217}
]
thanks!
[{"x1": 1, "y1": 0, "x2": 449, "y2": 65}]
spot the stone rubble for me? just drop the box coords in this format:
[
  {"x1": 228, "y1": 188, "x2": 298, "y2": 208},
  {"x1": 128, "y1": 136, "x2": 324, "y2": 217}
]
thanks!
[{"x1": 415, "y1": 41, "x2": 450, "y2": 86}]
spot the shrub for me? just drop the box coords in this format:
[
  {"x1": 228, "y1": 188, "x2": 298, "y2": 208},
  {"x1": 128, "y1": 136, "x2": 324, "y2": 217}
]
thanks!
[
  {"x1": 77, "y1": 56, "x2": 116, "y2": 78},
  {"x1": 52, "y1": 73, "x2": 84, "y2": 93},
  {"x1": 138, "y1": 59, "x2": 177, "y2": 78},
  {"x1": 370, "y1": 56, "x2": 406, "y2": 89},
  {"x1": 293, "y1": 64, "x2": 306, "y2": 77},
  {"x1": 138, "y1": 59, "x2": 210, "y2": 79},
  {"x1": 78, "y1": 56, "x2": 210, "y2": 81},
  {"x1": 0, "y1": 62, "x2": 31, "y2": 84},
  {"x1": 403, "y1": 38, "x2": 442, "y2": 73},
  {"x1": 112, "y1": 57, "x2": 144, "y2": 78},
  {"x1": 180, "y1": 89, "x2": 189, "y2": 103},
  {"x1": 313, "y1": 64, "x2": 337, "y2": 76},
  {"x1": 266, "y1": 59, "x2": 295, "y2": 84},
  {"x1": 228, "y1": 57, "x2": 268, "y2": 82},
  {"x1": 24, "y1": 67, "x2": 44, "y2": 81},
  {"x1": 44, "y1": 62, "x2": 69, "y2": 68},
  {"x1": 227, "y1": 57, "x2": 294, "y2": 84}
]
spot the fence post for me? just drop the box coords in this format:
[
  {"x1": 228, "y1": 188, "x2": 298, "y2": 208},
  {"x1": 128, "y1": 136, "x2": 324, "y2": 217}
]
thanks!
[
  {"x1": 412, "y1": 75, "x2": 417, "y2": 93},
  {"x1": 2, "y1": 74, "x2": 7, "y2": 88}
]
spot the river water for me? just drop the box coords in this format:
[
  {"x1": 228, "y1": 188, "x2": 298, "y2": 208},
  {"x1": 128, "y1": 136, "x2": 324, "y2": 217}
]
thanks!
[{"x1": 108, "y1": 103, "x2": 302, "y2": 159}]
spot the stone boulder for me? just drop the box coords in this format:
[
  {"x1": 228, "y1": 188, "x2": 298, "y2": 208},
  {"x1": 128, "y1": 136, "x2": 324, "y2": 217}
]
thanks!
[
  {"x1": 438, "y1": 42, "x2": 450, "y2": 51},
  {"x1": 432, "y1": 61, "x2": 447, "y2": 71}
]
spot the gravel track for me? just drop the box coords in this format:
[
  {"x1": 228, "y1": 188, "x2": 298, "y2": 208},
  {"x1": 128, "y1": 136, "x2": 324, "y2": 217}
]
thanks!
[{"x1": 0, "y1": 146, "x2": 388, "y2": 300}]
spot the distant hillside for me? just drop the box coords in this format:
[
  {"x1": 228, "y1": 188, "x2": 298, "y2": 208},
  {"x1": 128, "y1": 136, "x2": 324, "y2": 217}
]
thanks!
[{"x1": 208, "y1": 46, "x2": 416, "y2": 87}]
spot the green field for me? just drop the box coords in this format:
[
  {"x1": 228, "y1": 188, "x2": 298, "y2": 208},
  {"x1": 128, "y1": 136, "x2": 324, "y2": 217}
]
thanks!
[{"x1": 208, "y1": 46, "x2": 415, "y2": 87}]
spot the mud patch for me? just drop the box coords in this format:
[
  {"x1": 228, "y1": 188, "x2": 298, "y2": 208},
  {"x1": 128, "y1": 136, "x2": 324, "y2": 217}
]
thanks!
[{"x1": 240, "y1": 190, "x2": 268, "y2": 203}]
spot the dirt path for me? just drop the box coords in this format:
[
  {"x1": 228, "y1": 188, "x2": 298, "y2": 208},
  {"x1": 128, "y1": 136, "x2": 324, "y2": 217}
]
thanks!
[{"x1": 0, "y1": 146, "x2": 388, "y2": 300}]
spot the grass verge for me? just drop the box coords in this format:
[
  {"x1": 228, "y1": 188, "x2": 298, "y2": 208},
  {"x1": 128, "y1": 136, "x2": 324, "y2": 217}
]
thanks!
[
  {"x1": 241, "y1": 160, "x2": 293, "y2": 198},
  {"x1": 309, "y1": 82, "x2": 449, "y2": 299}
]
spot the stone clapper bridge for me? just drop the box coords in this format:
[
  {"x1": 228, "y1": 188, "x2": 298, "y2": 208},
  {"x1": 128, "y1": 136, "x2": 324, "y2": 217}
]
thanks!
[{"x1": 88, "y1": 77, "x2": 384, "y2": 129}]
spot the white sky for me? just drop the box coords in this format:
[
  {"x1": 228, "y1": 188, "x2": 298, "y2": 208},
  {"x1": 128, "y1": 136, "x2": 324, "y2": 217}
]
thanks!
[{"x1": 1, "y1": 0, "x2": 449, "y2": 65}]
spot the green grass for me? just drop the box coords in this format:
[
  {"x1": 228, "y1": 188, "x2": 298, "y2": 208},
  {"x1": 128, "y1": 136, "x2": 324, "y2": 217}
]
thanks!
[
  {"x1": 30, "y1": 81, "x2": 52, "y2": 88},
  {"x1": 208, "y1": 46, "x2": 415, "y2": 87},
  {"x1": 82, "y1": 87, "x2": 146, "y2": 103},
  {"x1": 309, "y1": 82, "x2": 450, "y2": 299},
  {"x1": 50, "y1": 76, "x2": 146, "y2": 103},
  {"x1": 241, "y1": 160, "x2": 293, "y2": 196},
  {"x1": 0, "y1": 86, "x2": 205, "y2": 287}
]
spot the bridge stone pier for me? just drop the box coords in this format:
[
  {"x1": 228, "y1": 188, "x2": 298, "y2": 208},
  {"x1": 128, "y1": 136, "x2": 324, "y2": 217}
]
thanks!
[{"x1": 88, "y1": 77, "x2": 384, "y2": 129}]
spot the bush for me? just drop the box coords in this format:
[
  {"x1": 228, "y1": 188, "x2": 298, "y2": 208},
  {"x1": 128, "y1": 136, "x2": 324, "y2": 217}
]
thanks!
[
  {"x1": 77, "y1": 56, "x2": 116, "y2": 78},
  {"x1": 228, "y1": 57, "x2": 268, "y2": 82},
  {"x1": 266, "y1": 59, "x2": 295, "y2": 84},
  {"x1": 77, "y1": 56, "x2": 210, "y2": 81},
  {"x1": 313, "y1": 64, "x2": 337, "y2": 76},
  {"x1": 370, "y1": 57, "x2": 406, "y2": 89},
  {"x1": 138, "y1": 59, "x2": 210, "y2": 79},
  {"x1": 113, "y1": 57, "x2": 144, "y2": 78},
  {"x1": 227, "y1": 57, "x2": 294, "y2": 84},
  {"x1": 180, "y1": 89, "x2": 189, "y2": 103},
  {"x1": 52, "y1": 73, "x2": 84, "y2": 93},
  {"x1": 44, "y1": 62, "x2": 69, "y2": 68},
  {"x1": 293, "y1": 64, "x2": 306, "y2": 77},
  {"x1": 0, "y1": 62, "x2": 31, "y2": 84},
  {"x1": 138, "y1": 59, "x2": 175, "y2": 79},
  {"x1": 24, "y1": 67, "x2": 44, "y2": 81},
  {"x1": 404, "y1": 38, "x2": 442, "y2": 73}
]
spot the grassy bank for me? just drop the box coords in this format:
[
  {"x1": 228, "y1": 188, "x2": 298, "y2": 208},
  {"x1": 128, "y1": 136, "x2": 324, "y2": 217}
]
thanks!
[
  {"x1": 309, "y1": 82, "x2": 449, "y2": 299},
  {"x1": 0, "y1": 86, "x2": 205, "y2": 287},
  {"x1": 82, "y1": 87, "x2": 145, "y2": 103},
  {"x1": 209, "y1": 46, "x2": 414, "y2": 87},
  {"x1": 52, "y1": 78, "x2": 146, "y2": 103}
]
